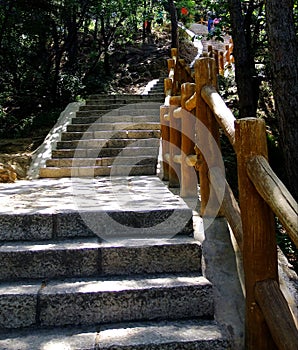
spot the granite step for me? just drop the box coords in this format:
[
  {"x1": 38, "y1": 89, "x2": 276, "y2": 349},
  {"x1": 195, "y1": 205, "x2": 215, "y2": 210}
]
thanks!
[
  {"x1": 87, "y1": 93, "x2": 165, "y2": 101},
  {"x1": 0, "y1": 319, "x2": 230, "y2": 349},
  {"x1": 56, "y1": 138, "x2": 160, "y2": 150},
  {"x1": 51, "y1": 146, "x2": 159, "y2": 158},
  {"x1": 72, "y1": 115, "x2": 160, "y2": 125},
  {"x1": 75, "y1": 109, "x2": 160, "y2": 118},
  {"x1": 0, "y1": 273, "x2": 213, "y2": 329},
  {"x1": 66, "y1": 122, "x2": 160, "y2": 132},
  {"x1": 0, "y1": 237, "x2": 201, "y2": 281},
  {"x1": 79, "y1": 102, "x2": 162, "y2": 111},
  {"x1": 61, "y1": 130, "x2": 161, "y2": 141},
  {"x1": 0, "y1": 176, "x2": 193, "y2": 241},
  {"x1": 46, "y1": 156, "x2": 157, "y2": 167},
  {"x1": 39, "y1": 164, "x2": 157, "y2": 177},
  {"x1": 84, "y1": 98, "x2": 164, "y2": 106}
]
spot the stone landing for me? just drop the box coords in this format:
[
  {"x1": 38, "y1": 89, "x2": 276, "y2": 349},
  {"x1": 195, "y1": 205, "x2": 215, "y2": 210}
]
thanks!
[{"x1": 0, "y1": 176, "x2": 194, "y2": 241}]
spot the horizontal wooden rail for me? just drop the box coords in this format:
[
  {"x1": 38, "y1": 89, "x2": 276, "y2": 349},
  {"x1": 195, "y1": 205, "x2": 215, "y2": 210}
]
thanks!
[
  {"x1": 255, "y1": 279, "x2": 298, "y2": 350},
  {"x1": 247, "y1": 155, "x2": 298, "y2": 247},
  {"x1": 201, "y1": 85, "x2": 236, "y2": 149},
  {"x1": 185, "y1": 92, "x2": 196, "y2": 111}
]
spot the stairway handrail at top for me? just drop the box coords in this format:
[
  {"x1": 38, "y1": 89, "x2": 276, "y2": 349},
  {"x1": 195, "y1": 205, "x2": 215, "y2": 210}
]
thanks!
[{"x1": 160, "y1": 49, "x2": 298, "y2": 349}]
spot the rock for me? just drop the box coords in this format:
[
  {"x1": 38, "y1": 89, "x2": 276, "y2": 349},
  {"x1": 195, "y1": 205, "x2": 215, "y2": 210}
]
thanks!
[
  {"x1": 0, "y1": 163, "x2": 17, "y2": 183},
  {"x1": 0, "y1": 154, "x2": 32, "y2": 180}
]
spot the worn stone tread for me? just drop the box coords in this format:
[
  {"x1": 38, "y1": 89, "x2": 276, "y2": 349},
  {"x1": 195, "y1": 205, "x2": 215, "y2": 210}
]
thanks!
[
  {"x1": 0, "y1": 319, "x2": 230, "y2": 349},
  {"x1": 0, "y1": 237, "x2": 201, "y2": 280},
  {"x1": 46, "y1": 156, "x2": 157, "y2": 167},
  {"x1": 0, "y1": 274, "x2": 213, "y2": 329},
  {"x1": 51, "y1": 146, "x2": 159, "y2": 158},
  {"x1": 67, "y1": 122, "x2": 160, "y2": 132},
  {"x1": 39, "y1": 164, "x2": 157, "y2": 177}
]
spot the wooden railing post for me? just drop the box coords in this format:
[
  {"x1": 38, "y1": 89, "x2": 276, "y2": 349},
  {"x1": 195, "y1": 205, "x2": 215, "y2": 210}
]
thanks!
[
  {"x1": 180, "y1": 82, "x2": 197, "y2": 197},
  {"x1": 235, "y1": 118, "x2": 278, "y2": 350},
  {"x1": 219, "y1": 51, "x2": 224, "y2": 75},
  {"x1": 214, "y1": 49, "x2": 219, "y2": 74},
  {"x1": 160, "y1": 105, "x2": 170, "y2": 181},
  {"x1": 194, "y1": 57, "x2": 221, "y2": 216},
  {"x1": 169, "y1": 102, "x2": 181, "y2": 188}
]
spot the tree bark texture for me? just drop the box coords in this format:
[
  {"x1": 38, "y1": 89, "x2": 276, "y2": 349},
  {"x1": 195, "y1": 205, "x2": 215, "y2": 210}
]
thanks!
[
  {"x1": 265, "y1": 0, "x2": 298, "y2": 201},
  {"x1": 227, "y1": 0, "x2": 258, "y2": 118},
  {"x1": 164, "y1": 0, "x2": 178, "y2": 49}
]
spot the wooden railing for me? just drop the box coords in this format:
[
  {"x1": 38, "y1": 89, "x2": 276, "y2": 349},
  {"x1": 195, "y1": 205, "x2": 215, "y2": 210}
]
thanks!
[{"x1": 161, "y1": 51, "x2": 298, "y2": 349}]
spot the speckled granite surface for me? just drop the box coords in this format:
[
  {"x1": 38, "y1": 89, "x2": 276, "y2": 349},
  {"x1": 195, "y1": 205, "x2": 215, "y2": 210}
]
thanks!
[
  {"x1": 0, "y1": 320, "x2": 230, "y2": 350},
  {"x1": 0, "y1": 176, "x2": 194, "y2": 241}
]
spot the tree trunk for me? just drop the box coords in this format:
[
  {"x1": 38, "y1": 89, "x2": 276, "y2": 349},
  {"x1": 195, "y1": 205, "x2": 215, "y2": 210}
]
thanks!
[
  {"x1": 100, "y1": 16, "x2": 110, "y2": 75},
  {"x1": 227, "y1": 0, "x2": 258, "y2": 118},
  {"x1": 265, "y1": 0, "x2": 298, "y2": 201},
  {"x1": 164, "y1": 0, "x2": 178, "y2": 49}
]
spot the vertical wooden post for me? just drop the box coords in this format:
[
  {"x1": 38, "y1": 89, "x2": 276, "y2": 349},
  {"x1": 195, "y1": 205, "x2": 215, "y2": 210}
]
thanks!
[
  {"x1": 160, "y1": 105, "x2": 170, "y2": 181},
  {"x1": 235, "y1": 118, "x2": 278, "y2": 350},
  {"x1": 171, "y1": 48, "x2": 179, "y2": 95},
  {"x1": 208, "y1": 45, "x2": 213, "y2": 57},
  {"x1": 219, "y1": 51, "x2": 224, "y2": 75},
  {"x1": 180, "y1": 83, "x2": 197, "y2": 197},
  {"x1": 214, "y1": 49, "x2": 219, "y2": 74},
  {"x1": 169, "y1": 104, "x2": 181, "y2": 187},
  {"x1": 167, "y1": 58, "x2": 175, "y2": 72},
  {"x1": 194, "y1": 57, "x2": 221, "y2": 216},
  {"x1": 164, "y1": 78, "x2": 172, "y2": 97},
  {"x1": 229, "y1": 38, "x2": 234, "y2": 63},
  {"x1": 171, "y1": 47, "x2": 178, "y2": 59},
  {"x1": 225, "y1": 44, "x2": 231, "y2": 65}
]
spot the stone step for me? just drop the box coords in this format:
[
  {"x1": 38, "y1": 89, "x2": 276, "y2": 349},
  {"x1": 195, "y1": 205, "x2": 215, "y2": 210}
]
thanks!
[
  {"x1": 51, "y1": 146, "x2": 159, "y2": 158},
  {"x1": 84, "y1": 97, "x2": 164, "y2": 106},
  {"x1": 87, "y1": 93, "x2": 165, "y2": 100},
  {"x1": 56, "y1": 138, "x2": 160, "y2": 150},
  {"x1": 75, "y1": 108, "x2": 160, "y2": 118},
  {"x1": 0, "y1": 319, "x2": 230, "y2": 349},
  {"x1": 0, "y1": 237, "x2": 201, "y2": 281},
  {"x1": 0, "y1": 273, "x2": 213, "y2": 329},
  {"x1": 39, "y1": 164, "x2": 157, "y2": 177},
  {"x1": 67, "y1": 121, "x2": 160, "y2": 132},
  {"x1": 61, "y1": 130, "x2": 161, "y2": 141},
  {"x1": 72, "y1": 115, "x2": 160, "y2": 124},
  {"x1": 46, "y1": 156, "x2": 157, "y2": 167},
  {"x1": 0, "y1": 176, "x2": 193, "y2": 241}
]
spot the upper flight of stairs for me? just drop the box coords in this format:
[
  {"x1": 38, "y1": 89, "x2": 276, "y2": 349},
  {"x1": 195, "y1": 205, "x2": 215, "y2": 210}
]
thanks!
[{"x1": 39, "y1": 80, "x2": 166, "y2": 178}]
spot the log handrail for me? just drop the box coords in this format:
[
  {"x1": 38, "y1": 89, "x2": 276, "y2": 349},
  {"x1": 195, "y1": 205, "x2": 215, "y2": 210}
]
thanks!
[
  {"x1": 247, "y1": 155, "x2": 298, "y2": 247},
  {"x1": 161, "y1": 49, "x2": 298, "y2": 349},
  {"x1": 201, "y1": 85, "x2": 236, "y2": 149},
  {"x1": 255, "y1": 279, "x2": 298, "y2": 350}
]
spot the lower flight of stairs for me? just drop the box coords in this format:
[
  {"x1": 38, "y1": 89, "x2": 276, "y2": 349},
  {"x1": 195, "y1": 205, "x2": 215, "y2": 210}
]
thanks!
[
  {"x1": 39, "y1": 81, "x2": 166, "y2": 178},
  {"x1": 0, "y1": 206, "x2": 230, "y2": 349}
]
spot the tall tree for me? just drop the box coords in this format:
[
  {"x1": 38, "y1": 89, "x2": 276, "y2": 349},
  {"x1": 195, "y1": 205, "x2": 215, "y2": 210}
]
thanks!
[
  {"x1": 265, "y1": 0, "x2": 298, "y2": 201},
  {"x1": 162, "y1": 0, "x2": 178, "y2": 49},
  {"x1": 227, "y1": 0, "x2": 259, "y2": 118}
]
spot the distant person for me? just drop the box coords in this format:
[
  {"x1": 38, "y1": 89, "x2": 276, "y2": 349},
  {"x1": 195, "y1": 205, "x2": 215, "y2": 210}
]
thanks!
[
  {"x1": 213, "y1": 17, "x2": 221, "y2": 26},
  {"x1": 207, "y1": 12, "x2": 215, "y2": 33}
]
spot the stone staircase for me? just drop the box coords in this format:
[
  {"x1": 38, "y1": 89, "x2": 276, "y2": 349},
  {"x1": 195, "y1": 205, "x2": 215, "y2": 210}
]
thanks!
[
  {"x1": 0, "y1": 211, "x2": 230, "y2": 349},
  {"x1": 39, "y1": 80, "x2": 165, "y2": 178},
  {"x1": 0, "y1": 79, "x2": 231, "y2": 349}
]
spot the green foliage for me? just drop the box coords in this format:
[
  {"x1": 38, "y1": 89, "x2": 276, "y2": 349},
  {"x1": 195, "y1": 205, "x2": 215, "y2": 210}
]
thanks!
[{"x1": 0, "y1": 0, "x2": 159, "y2": 137}]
